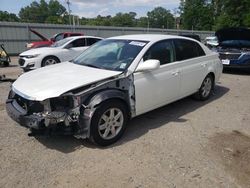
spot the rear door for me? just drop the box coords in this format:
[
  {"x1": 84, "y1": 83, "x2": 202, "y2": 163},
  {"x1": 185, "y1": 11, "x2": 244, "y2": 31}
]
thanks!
[{"x1": 173, "y1": 39, "x2": 207, "y2": 97}]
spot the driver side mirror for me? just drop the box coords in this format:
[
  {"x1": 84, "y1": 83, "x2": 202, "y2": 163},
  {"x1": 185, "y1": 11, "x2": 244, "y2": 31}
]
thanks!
[{"x1": 135, "y1": 59, "x2": 160, "y2": 72}]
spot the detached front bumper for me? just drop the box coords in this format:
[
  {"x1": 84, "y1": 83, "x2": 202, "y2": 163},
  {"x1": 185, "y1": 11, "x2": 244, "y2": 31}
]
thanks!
[{"x1": 6, "y1": 99, "x2": 45, "y2": 129}]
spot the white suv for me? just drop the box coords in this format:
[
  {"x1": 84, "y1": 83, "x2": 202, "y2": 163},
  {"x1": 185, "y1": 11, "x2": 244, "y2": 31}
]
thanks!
[{"x1": 6, "y1": 34, "x2": 222, "y2": 146}]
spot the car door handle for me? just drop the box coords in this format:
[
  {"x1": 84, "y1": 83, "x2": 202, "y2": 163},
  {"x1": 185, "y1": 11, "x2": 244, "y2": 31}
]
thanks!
[
  {"x1": 201, "y1": 63, "x2": 207, "y2": 67},
  {"x1": 171, "y1": 71, "x2": 180, "y2": 76}
]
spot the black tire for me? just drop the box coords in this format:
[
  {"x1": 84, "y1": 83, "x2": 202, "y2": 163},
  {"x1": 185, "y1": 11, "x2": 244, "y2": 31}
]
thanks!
[
  {"x1": 90, "y1": 100, "x2": 128, "y2": 146},
  {"x1": 41, "y1": 56, "x2": 60, "y2": 67},
  {"x1": 194, "y1": 74, "x2": 214, "y2": 101}
]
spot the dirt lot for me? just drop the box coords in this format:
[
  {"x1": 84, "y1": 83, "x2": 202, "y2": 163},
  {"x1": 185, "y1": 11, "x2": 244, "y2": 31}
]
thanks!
[{"x1": 0, "y1": 57, "x2": 250, "y2": 188}]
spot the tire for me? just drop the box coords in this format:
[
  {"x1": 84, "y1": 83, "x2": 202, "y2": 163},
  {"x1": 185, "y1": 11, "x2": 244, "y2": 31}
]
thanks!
[
  {"x1": 194, "y1": 74, "x2": 214, "y2": 101},
  {"x1": 41, "y1": 56, "x2": 59, "y2": 67},
  {"x1": 90, "y1": 100, "x2": 128, "y2": 146}
]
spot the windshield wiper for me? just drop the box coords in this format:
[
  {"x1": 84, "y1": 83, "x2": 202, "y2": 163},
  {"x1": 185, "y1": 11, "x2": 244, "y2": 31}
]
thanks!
[{"x1": 83, "y1": 64, "x2": 101, "y2": 69}]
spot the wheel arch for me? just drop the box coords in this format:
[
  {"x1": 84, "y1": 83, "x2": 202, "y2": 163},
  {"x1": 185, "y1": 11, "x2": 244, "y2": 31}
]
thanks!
[
  {"x1": 41, "y1": 55, "x2": 61, "y2": 66},
  {"x1": 87, "y1": 89, "x2": 130, "y2": 114}
]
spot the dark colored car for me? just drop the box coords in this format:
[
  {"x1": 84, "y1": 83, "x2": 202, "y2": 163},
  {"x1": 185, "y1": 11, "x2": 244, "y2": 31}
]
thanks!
[
  {"x1": 215, "y1": 27, "x2": 250, "y2": 70},
  {"x1": 26, "y1": 28, "x2": 83, "y2": 49}
]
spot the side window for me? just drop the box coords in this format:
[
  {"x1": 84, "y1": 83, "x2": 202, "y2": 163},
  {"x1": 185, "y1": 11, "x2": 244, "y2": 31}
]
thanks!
[
  {"x1": 174, "y1": 39, "x2": 205, "y2": 61},
  {"x1": 143, "y1": 40, "x2": 175, "y2": 65},
  {"x1": 54, "y1": 33, "x2": 64, "y2": 41},
  {"x1": 70, "y1": 38, "x2": 86, "y2": 48},
  {"x1": 86, "y1": 38, "x2": 101, "y2": 46}
]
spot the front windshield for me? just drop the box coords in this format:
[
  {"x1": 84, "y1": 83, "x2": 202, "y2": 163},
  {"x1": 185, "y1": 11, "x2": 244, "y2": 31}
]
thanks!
[
  {"x1": 51, "y1": 37, "x2": 72, "y2": 47},
  {"x1": 73, "y1": 39, "x2": 148, "y2": 71}
]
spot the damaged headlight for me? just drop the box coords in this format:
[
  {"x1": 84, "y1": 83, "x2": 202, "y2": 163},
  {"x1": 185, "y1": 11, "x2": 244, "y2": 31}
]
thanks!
[{"x1": 50, "y1": 96, "x2": 74, "y2": 111}]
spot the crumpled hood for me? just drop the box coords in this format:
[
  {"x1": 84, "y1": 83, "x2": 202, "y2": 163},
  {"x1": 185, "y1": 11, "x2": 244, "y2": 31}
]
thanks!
[
  {"x1": 12, "y1": 62, "x2": 122, "y2": 101},
  {"x1": 216, "y1": 27, "x2": 250, "y2": 43}
]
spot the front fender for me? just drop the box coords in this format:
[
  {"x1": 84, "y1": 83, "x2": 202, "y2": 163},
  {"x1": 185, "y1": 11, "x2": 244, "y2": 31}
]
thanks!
[
  {"x1": 88, "y1": 89, "x2": 129, "y2": 109},
  {"x1": 77, "y1": 89, "x2": 130, "y2": 139}
]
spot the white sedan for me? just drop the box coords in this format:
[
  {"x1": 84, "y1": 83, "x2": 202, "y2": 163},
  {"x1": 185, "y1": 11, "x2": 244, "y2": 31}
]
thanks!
[
  {"x1": 18, "y1": 36, "x2": 103, "y2": 71},
  {"x1": 6, "y1": 34, "x2": 222, "y2": 146}
]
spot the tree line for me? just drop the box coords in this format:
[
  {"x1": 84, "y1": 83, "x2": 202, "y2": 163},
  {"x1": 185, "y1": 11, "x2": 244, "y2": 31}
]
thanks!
[{"x1": 0, "y1": 0, "x2": 249, "y2": 31}]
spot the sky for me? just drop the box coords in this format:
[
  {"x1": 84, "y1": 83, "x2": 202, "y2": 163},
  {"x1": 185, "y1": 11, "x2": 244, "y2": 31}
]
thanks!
[{"x1": 0, "y1": 0, "x2": 180, "y2": 18}]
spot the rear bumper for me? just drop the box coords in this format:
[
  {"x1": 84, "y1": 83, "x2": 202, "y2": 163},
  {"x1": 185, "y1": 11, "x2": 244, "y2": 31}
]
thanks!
[{"x1": 6, "y1": 99, "x2": 45, "y2": 129}]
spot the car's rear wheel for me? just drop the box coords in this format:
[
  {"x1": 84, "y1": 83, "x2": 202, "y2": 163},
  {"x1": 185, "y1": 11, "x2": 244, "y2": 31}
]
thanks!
[
  {"x1": 90, "y1": 100, "x2": 128, "y2": 146},
  {"x1": 41, "y1": 56, "x2": 59, "y2": 67},
  {"x1": 195, "y1": 74, "x2": 214, "y2": 101}
]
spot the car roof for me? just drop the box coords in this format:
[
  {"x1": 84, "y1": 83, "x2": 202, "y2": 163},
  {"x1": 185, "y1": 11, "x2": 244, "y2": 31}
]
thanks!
[
  {"x1": 108, "y1": 34, "x2": 196, "y2": 42},
  {"x1": 67, "y1": 36, "x2": 103, "y2": 40}
]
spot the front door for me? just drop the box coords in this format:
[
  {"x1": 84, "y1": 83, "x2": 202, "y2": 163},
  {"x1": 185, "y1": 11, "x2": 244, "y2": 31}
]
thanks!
[{"x1": 134, "y1": 40, "x2": 181, "y2": 116}]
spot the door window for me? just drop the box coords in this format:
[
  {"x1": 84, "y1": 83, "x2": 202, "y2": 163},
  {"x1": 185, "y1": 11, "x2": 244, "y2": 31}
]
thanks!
[
  {"x1": 71, "y1": 38, "x2": 86, "y2": 47},
  {"x1": 143, "y1": 40, "x2": 175, "y2": 65},
  {"x1": 86, "y1": 38, "x2": 101, "y2": 46},
  {"x1": 174, "y1": 39, "x2": 205, "y2": 61}
]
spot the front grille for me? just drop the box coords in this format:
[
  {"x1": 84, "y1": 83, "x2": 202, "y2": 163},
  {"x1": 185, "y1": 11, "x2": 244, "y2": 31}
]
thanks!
[
  {"x1": 18, "y1": 58, "x2": 25, "y2": 66},
  {"x1": 219, "y1": 53, "x2": 241, "y2": 60}
]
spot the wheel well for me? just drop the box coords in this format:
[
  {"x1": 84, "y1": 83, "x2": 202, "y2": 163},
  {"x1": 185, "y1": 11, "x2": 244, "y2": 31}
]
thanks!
[
  {"x1": 42, "y1": 55, "x2": 60, "y2": 65},
  {"x1": 207, "y1": 72, "x2": 215, "y2": 88}
]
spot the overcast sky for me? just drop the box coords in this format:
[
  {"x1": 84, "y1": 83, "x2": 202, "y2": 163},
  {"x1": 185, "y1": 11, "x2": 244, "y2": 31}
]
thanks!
[{"x1": 1, "y1": 0, "x2": 180, "y2": 18}]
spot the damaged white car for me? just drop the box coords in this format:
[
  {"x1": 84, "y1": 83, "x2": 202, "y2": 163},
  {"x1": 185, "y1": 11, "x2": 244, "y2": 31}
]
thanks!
[{"x1": 6, "y1": 34, "x2": 222, "y2": 146}]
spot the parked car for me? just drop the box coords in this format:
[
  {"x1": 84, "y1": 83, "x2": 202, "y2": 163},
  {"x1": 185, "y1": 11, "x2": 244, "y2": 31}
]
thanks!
[
  {"x1": 26, "y1": 28, "x2": 83, "y2": 49},
  {"x1": 6, "y1": 34, "x2": 222, "y2": 146},
  {"x1": 179, "y1": 34, "x2": 201, "y2": 42},
  {"x1": 19, "y1": 36, "x2": 103, "y2": 71},
  {"x1": 215, "y1": 27, "x2": 250, "y2": 70},
  {"x1": 205, "y1": 36, "x2": 218, "y2": 48}
]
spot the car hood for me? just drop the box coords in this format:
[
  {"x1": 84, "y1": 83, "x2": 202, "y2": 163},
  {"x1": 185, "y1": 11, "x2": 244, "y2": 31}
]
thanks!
[
  {"x1": 29, "y1": 28, "x2": 49, "y2": 41},
  {"x1": 215, "y1": 28, "x2": 250, "y2": 43},
  {"x1": 20, "y1": 47, "x2": 59, "y2": 56},
  {"x1": 12, "y1": 62, "x2": 122, "y2": 101}
]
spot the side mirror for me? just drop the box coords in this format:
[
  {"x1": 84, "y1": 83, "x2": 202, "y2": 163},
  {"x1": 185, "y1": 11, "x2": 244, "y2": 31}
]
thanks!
[
  {"x1": 50, "y1": 38, "x2": 56, "y2": 42},
  {"x1": 136, "y1": 59, "x2": 160, "y2": 72}
]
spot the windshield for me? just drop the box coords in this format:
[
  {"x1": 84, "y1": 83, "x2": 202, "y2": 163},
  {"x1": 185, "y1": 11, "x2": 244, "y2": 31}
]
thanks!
[
  {"x1": 51, "y1": 37, "x2": 72, "y2": 47},
  {"x1": 221, "y1": 40, "x2": 250, "y2": 48},
  {"x1": 73, "y1": 39, "x2": 148, "y2": 71}
]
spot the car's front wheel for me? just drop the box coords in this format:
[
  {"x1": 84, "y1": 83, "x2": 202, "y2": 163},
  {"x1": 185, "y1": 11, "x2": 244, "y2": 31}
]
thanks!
[
  {"x1": 41, "y1": 56, "x2": 60, "y2": 67},
  {"x1": 90, "y1": 100, "x2": 128, "y2": 146}
]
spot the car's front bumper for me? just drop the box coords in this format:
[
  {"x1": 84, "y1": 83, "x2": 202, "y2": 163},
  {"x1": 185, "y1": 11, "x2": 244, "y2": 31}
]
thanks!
[
  {"x1": 6, "y1": 99, "x2": 45, "y2": 129},
  {"x1": 18, "y1": 57, "x2": 41, "y2": 71}
]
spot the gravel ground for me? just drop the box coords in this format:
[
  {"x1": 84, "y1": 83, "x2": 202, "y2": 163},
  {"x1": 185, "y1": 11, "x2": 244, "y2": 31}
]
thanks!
[{"x1": 0, "y1": 57, "x2": 250, "y2": 188}]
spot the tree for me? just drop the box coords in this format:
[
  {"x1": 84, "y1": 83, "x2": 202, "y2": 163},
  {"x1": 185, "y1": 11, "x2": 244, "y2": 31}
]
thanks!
[
  {"x1": 0, "y1": 11, "x2": 19, "y2": 22},
  {"x1": 180, "y1": 0, "x2": 214, "y2": 30},
  {"x1": 19, "y1": 0, "x2": 66, "y2": 23},
  {"x1": 213, "y1": 0, "x2": 250, "y2": 29},
  {"x1": 137, "y1": 17, "x2": 148, "y2": 27},
  {"x1": 147, "y1": 7, "x2": 174, "y2": 29},
  {"x1": 111, "y1": 12, "x2": 137, "y2": 27}
]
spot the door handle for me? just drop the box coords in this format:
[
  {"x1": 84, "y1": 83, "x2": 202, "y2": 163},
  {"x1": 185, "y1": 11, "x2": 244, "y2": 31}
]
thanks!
[
  {"x1": 201, "y1": 63, "x2": 207, "y2": 67},
  {"x1": 171, "y1": 71, "x2": 180, "y2": 76}
]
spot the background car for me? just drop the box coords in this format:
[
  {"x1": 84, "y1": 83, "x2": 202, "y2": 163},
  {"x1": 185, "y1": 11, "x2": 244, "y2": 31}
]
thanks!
[
  {"x1": 215, "y1": 27, "x2": 250, "y2": 70},
  {"x1": 19, "y1": 36, "x2": 103, "y2": 71},
  {"x1": 205, "y1": 36, "x2": 218, "y2": 49},
  {"x1": 7, "y1": 34, "x2": 222, "y2": 146},
  {"x1": 26, "y1": 28, "x2": 83, "y2": 49}
]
